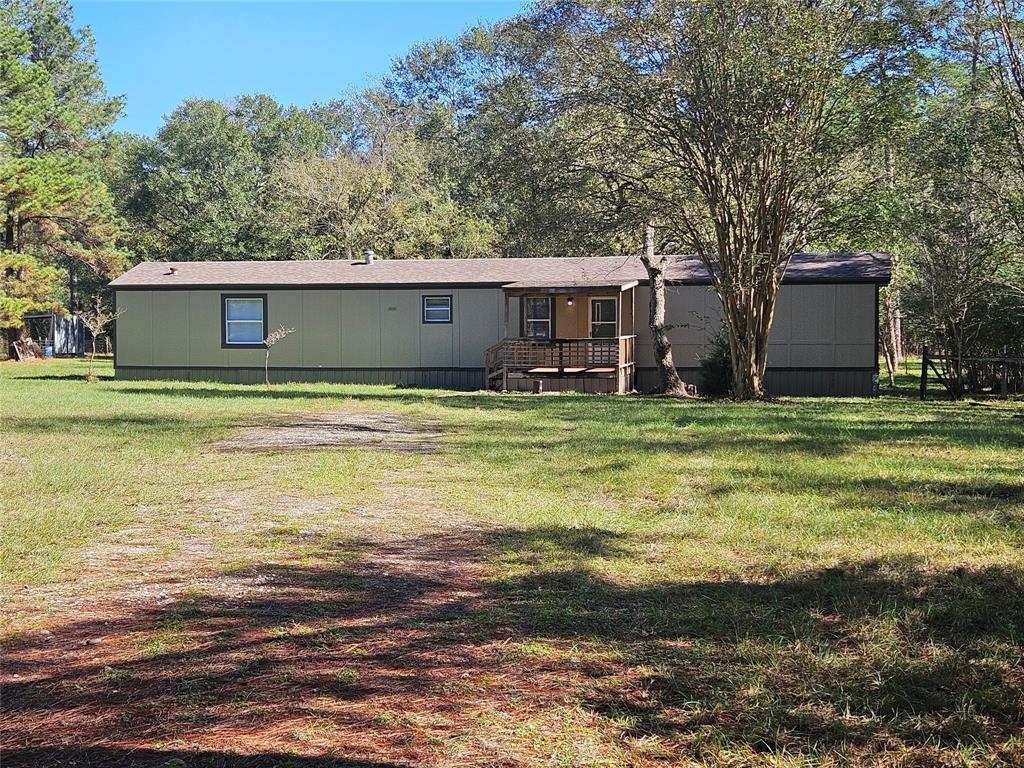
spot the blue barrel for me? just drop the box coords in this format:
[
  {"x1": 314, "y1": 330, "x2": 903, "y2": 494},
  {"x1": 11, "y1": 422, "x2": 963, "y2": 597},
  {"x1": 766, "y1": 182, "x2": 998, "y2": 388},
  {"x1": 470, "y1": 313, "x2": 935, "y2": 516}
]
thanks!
[{"x1": 43, "y1": 345, "x2": 54, "y2": 358}]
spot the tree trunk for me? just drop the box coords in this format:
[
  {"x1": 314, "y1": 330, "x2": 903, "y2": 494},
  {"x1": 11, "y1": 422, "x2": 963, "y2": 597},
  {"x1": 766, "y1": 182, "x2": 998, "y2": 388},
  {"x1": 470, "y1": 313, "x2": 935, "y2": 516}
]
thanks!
[
  {"x1": 726, "y1": 322, "x2": 765, "y2": 400},
  {"x1": 69, "y1": 261, "x2": 78, "y2": 312},
  {"x1": 717, "y1": 274, "x2": 774, "y2": 400},
  {"x1": 265, "y1": 348, "x2": 271, "y2": 386},
  {"x1": 880, "y1": 285, "x2": 898, "y2": 388},
  {"x1": 881, "y1": 331, "x2": 897, "y2": 388},
  {"x1": 640, "y1": 221, "x2": 690, "y2": 396},
  {"x1": 880, "y1": 138, "x2": 903, "y2": 370},
  {"x1": 4, "y1": 214, "x2": 14, "y2": 251},
  {"x1": 950, "y1": 325, "x2": 965, "y2": 399}
]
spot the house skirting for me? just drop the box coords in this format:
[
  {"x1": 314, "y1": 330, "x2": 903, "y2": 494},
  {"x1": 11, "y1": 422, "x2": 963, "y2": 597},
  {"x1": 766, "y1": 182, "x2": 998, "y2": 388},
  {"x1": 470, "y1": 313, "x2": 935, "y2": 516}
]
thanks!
[
  {"x1": 503, "y1": 371, "x2": 625, "y2": 394},
  {"x1": 635, "y1": 367, "x2": 879, "y2": 397},
  {"x1": 115, "y1": 366, "x2": 486, "y2": 390},
  {"x1": 116, "y1": 365, "x2": 878, "y2": 397}
]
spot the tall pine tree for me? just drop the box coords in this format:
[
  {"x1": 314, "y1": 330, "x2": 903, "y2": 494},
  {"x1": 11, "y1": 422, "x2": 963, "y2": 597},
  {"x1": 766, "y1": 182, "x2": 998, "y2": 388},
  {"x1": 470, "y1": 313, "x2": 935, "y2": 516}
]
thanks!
[{"x1": 0, "y1": 0, "x2": 125, "y2": 344}]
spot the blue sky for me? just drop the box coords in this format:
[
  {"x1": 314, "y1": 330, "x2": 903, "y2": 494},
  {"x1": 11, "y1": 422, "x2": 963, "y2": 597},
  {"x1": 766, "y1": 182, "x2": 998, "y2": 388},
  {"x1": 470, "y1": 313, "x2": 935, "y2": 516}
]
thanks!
[{"x1": 76, "y1": 1, "x2": 524, "y2": 136}]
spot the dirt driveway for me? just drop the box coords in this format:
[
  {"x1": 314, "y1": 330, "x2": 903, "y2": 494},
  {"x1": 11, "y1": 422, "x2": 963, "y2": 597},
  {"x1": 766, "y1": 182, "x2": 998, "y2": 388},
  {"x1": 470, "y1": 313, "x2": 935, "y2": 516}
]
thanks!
[{"x1": 2, "y1": 412, "x2": 634, "y2": 768}]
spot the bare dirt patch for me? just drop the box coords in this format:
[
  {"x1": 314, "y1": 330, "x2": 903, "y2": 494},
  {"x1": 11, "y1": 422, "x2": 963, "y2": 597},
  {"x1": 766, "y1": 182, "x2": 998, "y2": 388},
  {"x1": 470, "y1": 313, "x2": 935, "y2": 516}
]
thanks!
[{"x1": 210, "y1": 411, "x2": 443, "y2": 453}]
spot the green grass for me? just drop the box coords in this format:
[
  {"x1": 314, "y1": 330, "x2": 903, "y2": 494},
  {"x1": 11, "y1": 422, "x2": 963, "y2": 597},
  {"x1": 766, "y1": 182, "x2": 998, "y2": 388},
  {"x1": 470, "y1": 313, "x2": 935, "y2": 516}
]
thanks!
[{"x1": 2, "y1": 357, "x2": 1022, "y2": 766}]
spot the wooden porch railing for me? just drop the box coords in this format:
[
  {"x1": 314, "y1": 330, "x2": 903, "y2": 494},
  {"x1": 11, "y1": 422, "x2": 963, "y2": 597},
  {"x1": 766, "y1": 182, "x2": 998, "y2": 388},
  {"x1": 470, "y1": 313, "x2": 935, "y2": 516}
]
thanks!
[{"x1": 485, "y1": 336, "x2": 636, "y2": 391}]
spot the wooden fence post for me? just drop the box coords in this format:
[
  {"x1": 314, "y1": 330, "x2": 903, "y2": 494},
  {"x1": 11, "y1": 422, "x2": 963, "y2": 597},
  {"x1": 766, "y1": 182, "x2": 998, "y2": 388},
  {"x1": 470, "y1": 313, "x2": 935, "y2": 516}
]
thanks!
[{"x1": 920, "y1": 345, "x2": 929, "y2": 401}]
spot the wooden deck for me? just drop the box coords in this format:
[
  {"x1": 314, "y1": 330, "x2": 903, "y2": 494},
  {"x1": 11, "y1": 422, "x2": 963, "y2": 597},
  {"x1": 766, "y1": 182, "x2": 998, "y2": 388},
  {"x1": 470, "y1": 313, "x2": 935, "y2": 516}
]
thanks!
[{"x1": 484, "y1": 337, "x2": 636, "y2": 394}]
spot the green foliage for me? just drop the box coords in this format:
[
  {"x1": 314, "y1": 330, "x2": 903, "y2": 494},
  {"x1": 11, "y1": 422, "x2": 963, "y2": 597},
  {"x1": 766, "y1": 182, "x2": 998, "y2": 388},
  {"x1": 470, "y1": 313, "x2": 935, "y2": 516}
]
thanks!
[
  {"x1": 697, "y1": 327, "x2": 733, "y2": 398},
  {"x1": 274, "y1": 93, "x2": 497, "y2": 260},
  {"x1": 0, "y1": 251, "x2": 63, "y2": 329},
  {"x1": 387, "y1": 25, "x2": 632, "y2": 257},
  {"x1": 0, "y1": 0, "x2": 126, "y2": 321},
  {"x1": 107, "y1": 96, "x2": 328, "y2": 263},
  {"x1": 893, "y1": 1, "x2": 1024, "y2": 359},
  {"x1": 108, "y1": 91, "x2": 496, "y2": 262}
]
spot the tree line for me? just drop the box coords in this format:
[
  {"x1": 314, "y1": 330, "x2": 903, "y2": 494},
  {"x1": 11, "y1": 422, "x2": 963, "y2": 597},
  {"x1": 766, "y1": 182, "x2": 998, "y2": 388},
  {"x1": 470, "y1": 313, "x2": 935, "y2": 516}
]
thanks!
[{"x1": 2, "y1": 0, "x2": 1022, "y2": 398}]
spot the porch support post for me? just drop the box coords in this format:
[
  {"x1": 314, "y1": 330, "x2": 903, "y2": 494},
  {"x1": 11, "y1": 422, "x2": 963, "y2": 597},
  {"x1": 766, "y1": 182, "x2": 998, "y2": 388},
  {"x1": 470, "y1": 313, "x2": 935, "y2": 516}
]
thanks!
[{"x1": 503, "y1": 292, "x2": 510, "y2": 339}]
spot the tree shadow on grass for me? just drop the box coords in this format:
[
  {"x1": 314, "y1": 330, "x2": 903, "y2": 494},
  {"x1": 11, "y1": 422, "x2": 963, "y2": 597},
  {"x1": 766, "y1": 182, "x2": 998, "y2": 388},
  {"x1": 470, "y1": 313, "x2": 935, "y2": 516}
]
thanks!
[
  {"x1": 6, "y1": 372, "x2": 115, "y2": 381},
  {"x1": 3, "y1": 525, "x2": 1022, "y2": 766},
  {"x1": 111, "y1": 384, "x2": 1024, "y2": 453},
  {"x1": 28, "y1": 385, "x2": 1024, "y2": 468}
]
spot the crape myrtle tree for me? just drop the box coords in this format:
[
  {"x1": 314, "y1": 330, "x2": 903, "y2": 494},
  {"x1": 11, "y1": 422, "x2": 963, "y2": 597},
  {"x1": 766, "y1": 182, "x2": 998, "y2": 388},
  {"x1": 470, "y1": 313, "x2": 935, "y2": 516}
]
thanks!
[
  {"x1": 0, "y1": 0, "x2": 126, "y2": 348},
  {"x1": 78, "y1": 295, "x2": 123, "y2": 381},
  {"x1": 510, "y1": 0, "x2": 861, "y2": 399}
]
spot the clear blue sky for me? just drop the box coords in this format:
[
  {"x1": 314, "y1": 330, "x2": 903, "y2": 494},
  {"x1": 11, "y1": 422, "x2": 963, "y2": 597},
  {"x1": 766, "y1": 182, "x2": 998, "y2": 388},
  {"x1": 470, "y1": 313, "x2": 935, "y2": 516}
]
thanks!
[{"x1": 75, "y1": 1, "x2": 524, "y2": 136}]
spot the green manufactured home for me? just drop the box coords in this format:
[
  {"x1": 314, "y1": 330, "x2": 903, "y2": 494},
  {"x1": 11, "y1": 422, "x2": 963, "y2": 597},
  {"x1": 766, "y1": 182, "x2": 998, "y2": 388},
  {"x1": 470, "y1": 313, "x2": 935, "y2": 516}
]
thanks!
[{"x1": 109, "y1": 252, "x2": 890, "y2": 396}]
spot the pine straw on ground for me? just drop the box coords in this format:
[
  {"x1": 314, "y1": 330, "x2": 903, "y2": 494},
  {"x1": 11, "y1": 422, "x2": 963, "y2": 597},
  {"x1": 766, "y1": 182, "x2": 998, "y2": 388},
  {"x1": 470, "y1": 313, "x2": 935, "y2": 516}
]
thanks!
[
  {"x1": 1, "y1": 434, "x2": 637, "y2": 768},
  {"x1": 1, "y1": 525, "x2": 635, "y2": 767}
]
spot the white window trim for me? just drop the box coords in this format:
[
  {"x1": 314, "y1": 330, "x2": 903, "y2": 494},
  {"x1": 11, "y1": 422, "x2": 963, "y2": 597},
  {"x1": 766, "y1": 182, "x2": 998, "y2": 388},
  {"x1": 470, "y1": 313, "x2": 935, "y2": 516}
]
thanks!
[
  {"x1": 422, "y1": 295, "x2": 452, "y2": 324},
  {"x1": 223, "y1": 296, "x2": 266, "y2": 346}
]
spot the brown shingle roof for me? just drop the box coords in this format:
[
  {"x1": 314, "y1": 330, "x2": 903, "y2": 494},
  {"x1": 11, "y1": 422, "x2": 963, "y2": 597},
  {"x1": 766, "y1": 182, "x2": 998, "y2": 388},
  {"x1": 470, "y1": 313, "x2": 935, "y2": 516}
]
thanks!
[{"x1": 110, "y1": 252, "x2": 891, "y2": 289}]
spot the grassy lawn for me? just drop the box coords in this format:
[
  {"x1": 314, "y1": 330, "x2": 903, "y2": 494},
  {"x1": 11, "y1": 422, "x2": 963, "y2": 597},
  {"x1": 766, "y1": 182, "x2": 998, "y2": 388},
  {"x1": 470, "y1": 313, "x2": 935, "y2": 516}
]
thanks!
[{"x1": 2, "y1": 357, "x2": 1022, "y2": 767}]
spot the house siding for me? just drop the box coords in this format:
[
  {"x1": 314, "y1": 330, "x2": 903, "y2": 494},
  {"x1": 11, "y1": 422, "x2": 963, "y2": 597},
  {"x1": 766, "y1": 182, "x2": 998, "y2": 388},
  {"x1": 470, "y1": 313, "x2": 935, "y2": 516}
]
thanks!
[
  {"x1": 115, "y1": 281, "x2": 879, "y2": 395},
  {"x1": 115, "y1": 287, "x2": 506, "y2": 372},
  {"x1": 632, "y1": 283, "x2": 877, "y2": 370}
]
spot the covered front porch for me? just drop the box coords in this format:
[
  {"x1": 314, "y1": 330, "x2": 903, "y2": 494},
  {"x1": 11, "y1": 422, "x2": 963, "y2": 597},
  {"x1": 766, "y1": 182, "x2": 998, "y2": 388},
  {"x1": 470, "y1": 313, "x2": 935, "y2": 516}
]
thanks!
[{"x1": 484, "y1": 278, "x2": 637, "y2": 394}]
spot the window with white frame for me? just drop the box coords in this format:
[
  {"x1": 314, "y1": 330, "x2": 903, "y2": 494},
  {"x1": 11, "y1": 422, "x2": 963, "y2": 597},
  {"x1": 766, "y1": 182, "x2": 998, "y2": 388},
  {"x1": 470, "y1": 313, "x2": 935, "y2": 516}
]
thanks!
[
  {"x1": 590, "y1": 297, "x2": 617, "y2": 338},
  {"x1": 422, "y1": 295, "x2": 452, "y2": 324},
  {"x1": 223, "y1": 296, "x2": 266, "y2": 345},
  {"x1": 524, "y1": 297, "x2": 553, "y2": 339}
]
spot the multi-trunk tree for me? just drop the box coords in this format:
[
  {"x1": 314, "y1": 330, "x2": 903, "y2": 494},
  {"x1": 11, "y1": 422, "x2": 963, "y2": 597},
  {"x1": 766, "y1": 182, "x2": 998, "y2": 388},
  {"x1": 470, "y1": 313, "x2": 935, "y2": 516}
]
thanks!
[{"x1": 502, "y1": 0, "x2": 859, "y2": 399}]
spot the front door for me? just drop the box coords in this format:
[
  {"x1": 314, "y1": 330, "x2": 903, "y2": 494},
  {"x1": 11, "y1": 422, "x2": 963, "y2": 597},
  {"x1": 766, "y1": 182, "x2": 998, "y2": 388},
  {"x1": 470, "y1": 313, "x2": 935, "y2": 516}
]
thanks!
[{"x1": 589, "y1": 298, "x2": 617, "y2": 338}]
